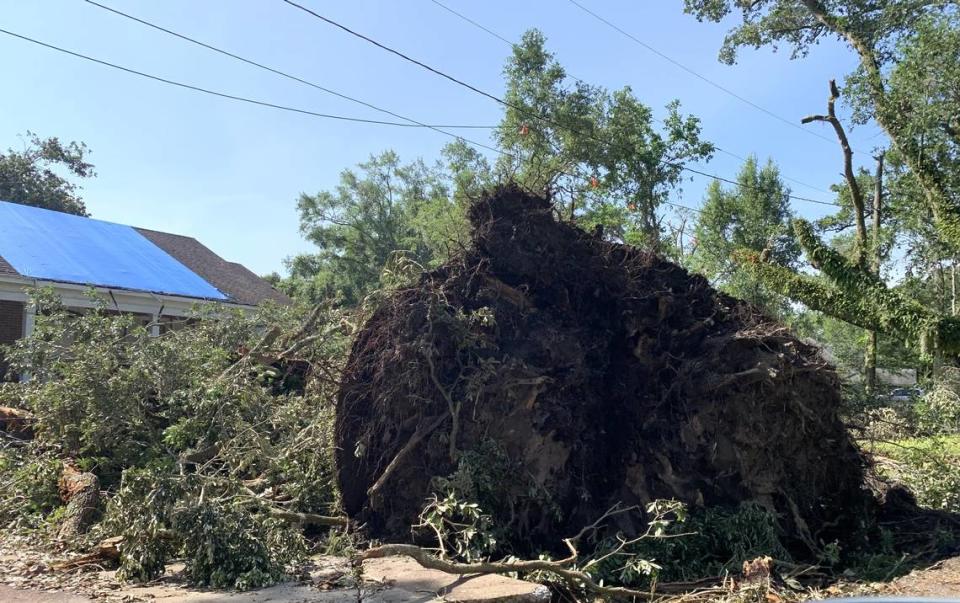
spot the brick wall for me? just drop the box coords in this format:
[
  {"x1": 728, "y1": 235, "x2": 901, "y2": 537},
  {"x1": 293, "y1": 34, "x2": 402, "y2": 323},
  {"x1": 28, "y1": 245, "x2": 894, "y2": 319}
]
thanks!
[{"x1": 0, "y1": 300, "x2": 24, "y2": 380}]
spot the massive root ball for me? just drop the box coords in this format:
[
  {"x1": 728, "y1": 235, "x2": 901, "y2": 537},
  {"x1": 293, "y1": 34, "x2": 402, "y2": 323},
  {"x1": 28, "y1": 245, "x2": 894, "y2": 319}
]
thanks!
[{"x1": 336, "y1": 186, "x2": 871, "y2": 554}]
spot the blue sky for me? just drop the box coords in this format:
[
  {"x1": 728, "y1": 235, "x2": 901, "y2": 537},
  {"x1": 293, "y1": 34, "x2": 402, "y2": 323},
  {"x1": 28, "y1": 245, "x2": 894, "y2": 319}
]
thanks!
[{"x1": 0, "y1": 0, "x2": 883, "y2": 275}]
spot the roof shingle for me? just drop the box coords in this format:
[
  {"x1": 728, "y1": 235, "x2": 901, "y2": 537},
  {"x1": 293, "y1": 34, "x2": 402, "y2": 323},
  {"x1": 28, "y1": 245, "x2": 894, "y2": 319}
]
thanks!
[
  {"x1": 0, "y1": 254, "x2": 19, "y2": 277},
  {"x1": 135, "y1": 228, "x2": 291, "y2": 306}
]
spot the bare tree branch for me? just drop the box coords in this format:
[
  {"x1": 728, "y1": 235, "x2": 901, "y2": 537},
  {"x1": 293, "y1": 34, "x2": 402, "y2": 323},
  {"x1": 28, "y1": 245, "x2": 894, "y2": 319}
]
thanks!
[{"x1": 802, "y1": 79, "x2": 868, "y2": 266}]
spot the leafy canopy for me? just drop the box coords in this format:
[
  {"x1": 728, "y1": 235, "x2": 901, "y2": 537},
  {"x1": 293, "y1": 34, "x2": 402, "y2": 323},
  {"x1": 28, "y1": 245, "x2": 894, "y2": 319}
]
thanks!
[
  {"x1": 285, "y1": 147, "x2": 489, "y2": 305},
  {"x1": 684, "y1": 0, "x2": 960, "y2": 247},
  {"x1": 688, "y1": 156, "x2": 799, "y2": 314},
  {"x1": 497, "y1": 30, "x2": 714, "y2": 247},
  {"x1": 0, "y1": 132, "x2": 95, "y2": 216}
]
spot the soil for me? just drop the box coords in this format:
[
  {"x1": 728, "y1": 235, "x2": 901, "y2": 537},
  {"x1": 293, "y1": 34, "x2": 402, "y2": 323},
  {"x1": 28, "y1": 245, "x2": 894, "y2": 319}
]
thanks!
[
  {"x1": 335, "y1": 186, "x2": 874, "y2": 555},
  {"x1": 887, "y1": 556, "x2": 960, "y2": 597}
]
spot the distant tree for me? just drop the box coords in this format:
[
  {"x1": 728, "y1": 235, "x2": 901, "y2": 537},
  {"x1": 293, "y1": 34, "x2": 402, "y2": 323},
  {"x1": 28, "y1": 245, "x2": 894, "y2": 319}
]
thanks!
[
  {"x1": 282, "y1": 146, "x2": 492, "y2": 305},
  {"x1": 496, "y1": 30, "x2": 714, "y2": 248},
  {"x1": 0, "y1": 132, "x2": 95, "y2": 216},
  {"x1": 688, "y1": 156, "x2": 799, "y2": 314}
]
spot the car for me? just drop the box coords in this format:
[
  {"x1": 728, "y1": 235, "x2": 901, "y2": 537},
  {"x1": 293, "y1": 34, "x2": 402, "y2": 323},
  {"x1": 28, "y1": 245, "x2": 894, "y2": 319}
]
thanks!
[{"x1": 885, "y1": 387, "x2": 924, "y2": 403}]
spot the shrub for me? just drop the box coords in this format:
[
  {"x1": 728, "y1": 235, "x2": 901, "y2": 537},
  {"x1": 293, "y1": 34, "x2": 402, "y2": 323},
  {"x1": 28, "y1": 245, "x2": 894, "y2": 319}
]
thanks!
[
  {"x1": 0, "y1": 450, "x2": 62, "y2": 529},
  {"x1": 911, "y1": 385, "x2": 960, "y2": 436},
  {"x1": 2, "y1": 289, "x2": 346, "y2": 587},
  {"x1": 894, "y1": 439, "x2": 960, "y2": 513}
]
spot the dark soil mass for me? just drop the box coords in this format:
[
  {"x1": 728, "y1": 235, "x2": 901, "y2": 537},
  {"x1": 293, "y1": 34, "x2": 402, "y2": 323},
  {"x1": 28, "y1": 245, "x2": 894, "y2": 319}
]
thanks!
[{"x1": 336, "y1": 186, "x2": 872, "y2": 554}]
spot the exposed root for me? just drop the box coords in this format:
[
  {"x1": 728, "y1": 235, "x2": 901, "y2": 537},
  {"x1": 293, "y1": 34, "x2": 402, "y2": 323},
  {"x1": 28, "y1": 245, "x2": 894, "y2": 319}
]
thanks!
[{"x1": 336, "y1": 185, "x2": 872, "y2": 555}]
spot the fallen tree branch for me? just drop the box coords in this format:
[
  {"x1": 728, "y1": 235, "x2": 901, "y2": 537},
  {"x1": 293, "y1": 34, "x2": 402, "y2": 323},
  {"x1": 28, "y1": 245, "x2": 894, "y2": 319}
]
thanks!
[
  {"x1": 359, "y1": 543, "x2": 664, "y2": 600},
  {"x1": 267, "y1": 508, "x2": 351, "y2": 527},
  {"x1": 52, "y1": 536, "x2": 123, "y2": 571},
  {"x1": 363, "y1": 502, "x2": 697, "y2": 599}
]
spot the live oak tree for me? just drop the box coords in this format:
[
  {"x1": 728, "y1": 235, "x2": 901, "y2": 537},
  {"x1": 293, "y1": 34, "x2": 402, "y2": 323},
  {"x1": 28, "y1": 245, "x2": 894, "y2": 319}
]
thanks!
[
  {"x1": 685, "y1": 0, "x2": 960, "y2": 357},
  {"x1": 683, "y1": 1, "x2": 958, "y2": 243},
  {"x1": 496, "y1": 30, "x2": 714, "y2": 248},
  {"x1": 0, "y1": 132, "x2": 95, "y2": 216}
]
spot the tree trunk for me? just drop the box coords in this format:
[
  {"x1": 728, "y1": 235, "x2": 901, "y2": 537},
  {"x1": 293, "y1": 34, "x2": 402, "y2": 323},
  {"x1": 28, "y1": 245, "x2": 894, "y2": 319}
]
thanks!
[
  {"x1": 57, "y1": 463, "x2": 100, "y2": 540},
  {"x1": 952, "y1": 258, "x2": 957, "y2": 316},
  {"x1": 865, "y1": 331, "x2": 878, "y2": 392},
  {"x1": 865, "y1": 154, "x2": 884, "y2": 392}
]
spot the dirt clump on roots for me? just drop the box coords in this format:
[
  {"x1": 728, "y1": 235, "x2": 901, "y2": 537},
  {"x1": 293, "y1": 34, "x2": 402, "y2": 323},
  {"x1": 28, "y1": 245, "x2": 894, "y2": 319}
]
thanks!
[{"x1": 336, "y1": 185, "x2": 873, "y2": 556}]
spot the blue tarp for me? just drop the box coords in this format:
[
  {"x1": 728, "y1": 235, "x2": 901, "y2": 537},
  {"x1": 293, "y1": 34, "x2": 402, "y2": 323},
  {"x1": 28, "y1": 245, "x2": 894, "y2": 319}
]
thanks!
[{"x1": 0, "y1": 201, "x2": 227, "y2": 300}]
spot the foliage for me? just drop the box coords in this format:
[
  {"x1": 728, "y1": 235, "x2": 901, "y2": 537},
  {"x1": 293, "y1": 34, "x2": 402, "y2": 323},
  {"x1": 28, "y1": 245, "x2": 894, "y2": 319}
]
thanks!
[
  {"x1": 0, "y1": 289, "x2": 345, "y2": 587},
  {"x1": 416, "y1": 493, "x2": 498, "y2": 562},
  {"x1": 282, "y1": 146, "x2": 491, "y2": 305},
  {"x1": 105, "y1": 468, "x2": 307, "y2": 588},
  {"x1": 0, "y1": 450, "x2": 62, "y2": 529},
  {"x1": 884, "y1": 438, "x2": 960, "y2": 513},
  {"x1": 912, "y1": 383, "x2": 960, "y2": 436},
  {"x1": 740, "y1": 218, "x2": 960, "y2": 359},
  {"x1": 496, "y1": 30, "x2": 714, "y2": 247},
  {"x1": 0, "y1": 132, "x2": 94, "y2": 216},
  {"x1": 584, "y1": 502, "x2": 789, "y2": 589},
  {"x1": 683, "y1": 0, "x2": 960, "y2": 247},
  {"x1": 179, "y1": 499, "x2": 305, "y2": 589},
  {"x1": 688, "y1": 156, "x2": 799, "y2": 314}
]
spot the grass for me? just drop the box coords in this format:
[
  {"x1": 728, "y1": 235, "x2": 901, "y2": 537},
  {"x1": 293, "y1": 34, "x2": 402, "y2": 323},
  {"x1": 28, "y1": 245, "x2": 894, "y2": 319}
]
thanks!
[{"x1": 870, "y1": 434, "x2": 960, "y2": 459}]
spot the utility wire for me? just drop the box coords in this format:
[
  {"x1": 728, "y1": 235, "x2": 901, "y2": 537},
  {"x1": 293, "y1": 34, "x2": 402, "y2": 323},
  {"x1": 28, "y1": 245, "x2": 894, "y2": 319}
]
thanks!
[
  {"x1": 2, "y1": 22, "x2": 707, "y2": 219},
  {"x1": 713, "y1": 147, "x2": 831, "y2": 194},
  {"x1": 428, "y1": 0, "x2": 514, "y2": 47},
  {"x1": 426, "y1": 0, "x2": 832, "y2": 196},
  {"x1": 280, "y1": 0, "x2": 512, "y2": 109},
  {"x1": 83, "y1": 0, "x2": 494, "y2": 132},
  {"x1": 0, "y1": 27, "x2": 505, "y2": 156},
  {"x1": 664, "y1": 200, "x2": 702, "y2": 214},
  {"x1": 564, "y1": 0, "x2": 870, "y2": 154},
  {"x1": 427, "y1": 0, "x2": 590, "y2": 86},
  {"x1": 280, "y1": 0, "x2": 839, "y2": 208}
]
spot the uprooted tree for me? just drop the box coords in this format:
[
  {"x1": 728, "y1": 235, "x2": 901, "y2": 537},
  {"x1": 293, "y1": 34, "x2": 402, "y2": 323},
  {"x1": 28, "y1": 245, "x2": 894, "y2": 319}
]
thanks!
[{"x1": 336, "y1": 185, "x2": 879, "y2": 559}]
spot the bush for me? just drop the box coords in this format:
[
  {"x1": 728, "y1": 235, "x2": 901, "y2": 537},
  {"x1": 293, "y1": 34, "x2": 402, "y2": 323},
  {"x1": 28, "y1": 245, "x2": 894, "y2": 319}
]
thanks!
[
  {"x1": 1, "y1": 289, "x2": 347, "y2": 587},
  {"x1": 582, "y1": 502, "x2": 790, "y2": 589},
  {"x1": 893, "y1": 439, "x2": 960, "y2": 513},
  {"x1": 912, "y1": 385, "x2": 960, "y2": 436},
  {"x1": 0, "y1": 450, "x2": 62, "y2": 529}
]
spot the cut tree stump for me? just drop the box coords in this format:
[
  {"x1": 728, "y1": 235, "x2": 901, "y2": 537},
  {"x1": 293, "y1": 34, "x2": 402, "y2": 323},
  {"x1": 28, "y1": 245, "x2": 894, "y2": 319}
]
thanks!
[{"x1": 57, "y1": 463, "x2": 100, "y2": 540}]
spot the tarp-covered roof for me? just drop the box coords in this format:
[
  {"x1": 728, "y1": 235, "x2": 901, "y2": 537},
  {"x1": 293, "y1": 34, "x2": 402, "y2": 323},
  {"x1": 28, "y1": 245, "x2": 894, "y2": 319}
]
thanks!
[{"x1": 0, "y1": 200, "x2": 228, "y2": 300}]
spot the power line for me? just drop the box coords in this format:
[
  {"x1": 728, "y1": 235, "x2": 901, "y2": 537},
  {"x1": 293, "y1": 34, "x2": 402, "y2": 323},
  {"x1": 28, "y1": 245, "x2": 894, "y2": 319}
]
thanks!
[
  {"x1": 564, "y1": 0, "x2": 867, "y2": 154},
  {"x1": 425, "y1": 0, "x2": 832, "y2": 196},
  {"x1": 664, "y1": 200, "x2": 703, "y2": 214},
  {"x1": 83, "y1": 0, "x2": 495, "y2": 135},
  {"x1": 427, "y1": 0, "x2": 590, "y2": 87},
  {"x1": 427, "y1": 0, "x2": 514, "y2": 47},
  {"x1": 0, "y1": 27, "x2": 505, "y2": 157},
  {"x1": 280, "y1": 0, "x2": 839, "y2": 208},
  {"x1": 713, "y1": 147, "x2": 831, "y2": 195},
  {"x1": 281, "y1": 0, "x2": 511, "y2": 109}
]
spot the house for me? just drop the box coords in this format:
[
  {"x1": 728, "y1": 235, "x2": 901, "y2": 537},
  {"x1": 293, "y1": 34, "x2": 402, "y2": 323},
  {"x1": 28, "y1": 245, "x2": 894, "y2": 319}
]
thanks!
[{"x1": 0, "y1": 200, "x2": 289, "y2": 376}]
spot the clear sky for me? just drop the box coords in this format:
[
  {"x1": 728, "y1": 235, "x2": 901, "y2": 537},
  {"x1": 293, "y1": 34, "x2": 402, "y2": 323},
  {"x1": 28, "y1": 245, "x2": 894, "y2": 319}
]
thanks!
[{"x1": 0, "y1": 0, "x2": 884, "y2": 275}]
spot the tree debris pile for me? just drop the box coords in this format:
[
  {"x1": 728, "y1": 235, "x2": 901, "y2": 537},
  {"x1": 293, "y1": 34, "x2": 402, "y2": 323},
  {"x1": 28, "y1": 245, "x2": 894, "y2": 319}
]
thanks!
[{"x1": 337, "y1": 186, "x2": 872, "y2": 555}]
